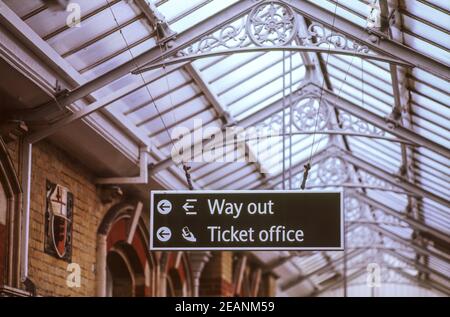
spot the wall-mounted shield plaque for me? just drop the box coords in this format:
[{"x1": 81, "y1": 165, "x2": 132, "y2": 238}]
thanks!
[{"x1": 44, "y1": 181, "x2": 73, "y2": 261}]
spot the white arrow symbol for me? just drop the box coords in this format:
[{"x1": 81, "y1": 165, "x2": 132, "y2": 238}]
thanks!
[
  {"x1": 157, "y1": 200, "x2": 172, "y2": 215},
  {"x1": 156, "y1": 227, "x2": 171, "y2": 242},
  {"x1": 183, "y1": 199, "x2": 197, "y2": 215}
]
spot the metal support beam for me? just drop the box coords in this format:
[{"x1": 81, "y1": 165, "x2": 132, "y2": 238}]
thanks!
[
  {"x1": 367, "y1": 223, "x2": 450, "y2": 264},
  {"x1": 96, "y1": 147, "x2": 149, "y2": 184},
  {"x1": 387, "y1": 0, "x2": 428, "y2": 279},
  {"x1": 383, "y1": 247, "x2": 450, "y2": 285},
  {"x1": 390, "y1": 267, "x2": 450, "y2": 296},
  {"x1": 185, "y1": 62, "x2": 271, "y2": 187},
  {"x1": 150, "y1": 73, "x2": 418, "y2": 178},
  {"x1": 0, "y1": 0, "x2": 85, "y2": 89},
  {"x1": 134, "y1": 0, "x2": 176, "y2": 44},
  {"x1": 378, "y1": 0, "x2": 390, "y2": 32},
  {"x1": 309, "y1": 83, "x2": 450, "y2": 158},
  {"x1": 28, "y1": 0, "x2": 259, "y2": 119},
  {"x1": 185, "y1": 63, "x2": 234, "y2": 125},
  {"x1": 351, "y1": 191, "x2": 450, "y2": 245},
  {"x1": 341, "y1": 150, "x2": 449, "y2": 208},
  {"x1": 282, "y1": 0, "x2": 450, "y2": 81},
  {"x1": 25, "y1": 62, "x2": 187, "y2": 144},
  {"x1": 133, "y1": 46, "x2": 413, "y2": 74},
  {"x1": 389, "y1": 65, "x2": 403, "y2": 121},
  {"x1": 236, "y1": 83, "x2": 416, "y2": 145}
]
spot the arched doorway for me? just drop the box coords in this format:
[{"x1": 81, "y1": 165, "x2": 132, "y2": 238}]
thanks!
[
  {"x1": 106, "y1": 250, "x2": 133, "y2": 297},
  {"x1": 105, "y1": 240, "x2": 147, "y2": 297},
  {"x1": 97, "y1": 202, "x2": 155, "y2": 297},
  {"x1": 166, "y1": 268, "x2": 183, "y2": 297},
  {"x1": 0, "y1": 180, "x2": 7, "y2": 284},
  {"x1": 0, "y1": 138, "x2": 22, "y2": 290},
  {"x1": 162, "y1": 252, "x2": 193, "y2": 297}
]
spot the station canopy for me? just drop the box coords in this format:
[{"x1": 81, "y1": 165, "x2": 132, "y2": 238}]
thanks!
[{"x1": 4, "y1": 0, "x2": 449, "y2": 296}]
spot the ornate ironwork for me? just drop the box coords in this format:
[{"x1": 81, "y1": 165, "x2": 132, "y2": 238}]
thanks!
[
  {"x1": 336, "y1": 111, "x2": 385, "y2": 136},
  {"x1": 246, "y1": 1, "x2": 297, "y2": 46},
  {"x1": 265, "y1": 112, "x2": 284, "y2": 132},
  {"x1": 384, "y1": 253, "x2": 412, "y2": 267},
  {"x1": 293, "y1": 98, "x2": 330, "y2": 131},
  {"x1": 317, "y1": 157, "x2": 350, "y2": 184},
  {"x1": 183, "y1": 17, "x2": 249, "y2": 55},
  {"x1": 372, "y1": 208, "x2": 410, "y2": 228},
  {"x1": 345, "y1": 197, "x2": 366, "y2": 222},
  {"x1": 347, "y1": 226, "x2": 381, "y2": 247},
  {"x1": 257, "y1": 94, "x2": 386, "y2": 140},
  {"x1": 298, "y1": 23, "x2": 370, "y2": 54},
  {"x1": 357, "y1": 170, "x2": 398, "y2": 192},
  {"x1": 176, "y1": 1, "x2": 403, "y2": 64}
]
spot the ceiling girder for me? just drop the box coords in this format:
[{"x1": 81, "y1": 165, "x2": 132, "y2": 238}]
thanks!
[
  {"x1": 390, "y1": 267, "x2": 450, "y2": 296},
  {"x1": 256, "y1": 143, "x2": 449, "y2": 209},
  {"x1": 281, "y1": 0, "x2": 450, "y2": 81},
  {"x1": 366, "y1": 223, "x2": 450, "y2": 264},
  {"x1": 341, "y1": 149, "x2": 449, "y2": 208},
  {"x1": 22, "y1": 0, "x2": 259, "y2": 121},
  {"x1": 351, "y1": 192, "x2": 450, "y2": 245},
  {"x1": 383, "y1": 247, "x2": 450, "y2": 287},
  {"x1": 238, "y1": 82, "x2": 449, "y2": 159},
  {"x1": 308, "y1": 83, "x2": 450, "y2": 159}
]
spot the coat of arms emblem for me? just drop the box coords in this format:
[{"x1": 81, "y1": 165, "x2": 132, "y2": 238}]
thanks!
[{"x1": 44, "y1": 181, "x2": 73, "y2": 261}]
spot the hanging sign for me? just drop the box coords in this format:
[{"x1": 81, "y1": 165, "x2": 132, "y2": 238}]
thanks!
[{"x1": 150, "y1": 190, "x2": 343, "y2": 251}]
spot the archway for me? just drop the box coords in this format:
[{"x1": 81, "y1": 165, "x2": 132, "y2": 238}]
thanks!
[
  {"x1": 0, "y1": 138, "x2": 22, "y2": 290},
  {"x1": 97, "y1": 202, "x2": 155, "y2": 297},
  {"x1": 106, "y1": 250, "x2": 133, "y2": 297},
  {"x1": 166, "y1": 268, "x2": 183, "y2": 297},
  {"x1": 162, "y1": 252, "x2": 194, "y2": 297}
]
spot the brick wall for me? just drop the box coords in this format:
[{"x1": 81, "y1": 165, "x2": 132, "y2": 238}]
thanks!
[
  {"x1": 3, "y1": 140, "x2": 277, "y2": 297},
  {"x1": 9, "y1": 140, "x2": 107, "y2": 296},
  {"x1": 200, "y1": 252, "x2": 234, "y2": 296}
]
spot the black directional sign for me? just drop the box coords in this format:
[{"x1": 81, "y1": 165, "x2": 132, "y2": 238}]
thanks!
[{"x1": 150, "y1": 190, "x2": 343, "y2": 251}]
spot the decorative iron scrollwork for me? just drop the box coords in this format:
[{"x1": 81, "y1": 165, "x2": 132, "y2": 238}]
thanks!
[
  {"x1": 338, "y1": 111, "x2": 385, "y2": 136},
  {"x1": 345, "y1": 197, "x2": 363, "y2": 221},
  {"x1": 347, "y1": 226, "x2": 381, "y2": 247},
  {"x1": 176, "y1": 0, "x2": 405, "y2": 68},
  {"x1": 299, "y1": 23, "x2": 370, "y2": 53},
  {"x1": 317, "y1": 157, "x2": 350, "y2": 184},
  {"x1": 357, "y1": 170, "x2": 396, "y2": 191},
  {"x1": 183, "y1": 18, "x2": 249, "y2": 55},
  {"x1": 293, "y1": 98, "x2": 330, "y2": 131},
  {"x1": 267, "y1": 112, "x2": 284, "y2": 131},
  {"x1": 246, "y1": 1, "x2": 297, "y2": 46}
]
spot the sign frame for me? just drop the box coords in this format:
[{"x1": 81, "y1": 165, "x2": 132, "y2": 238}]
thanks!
[{"x1": 150, "y1": 190, "x2": 344, "y2": 251}]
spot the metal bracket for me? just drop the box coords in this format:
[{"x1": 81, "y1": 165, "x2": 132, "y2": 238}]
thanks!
[
  {"x1": 96, "y1": 147, "x2": 150, "y2": 184},
  {"x1": 0, "y1": 120, "x2": 28, "y2": 143}
]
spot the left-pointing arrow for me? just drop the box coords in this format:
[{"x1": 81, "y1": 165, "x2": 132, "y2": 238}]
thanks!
[
  {"x1": 156, "y1": 227, "x2": 171, "y2": 242},
  {"x1": 183, "y1": 199, "x2": 197, "y2": 215},
  {"x1": 157, "y1": 200, "x2": 172, "y2": 214}
]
